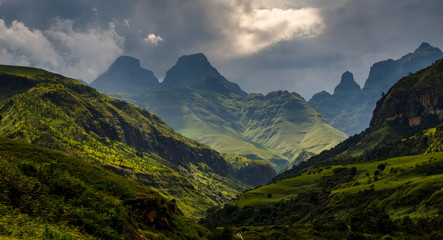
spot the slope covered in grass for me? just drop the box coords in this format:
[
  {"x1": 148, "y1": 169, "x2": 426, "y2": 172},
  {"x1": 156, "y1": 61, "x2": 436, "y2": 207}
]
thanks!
[
  {"x1": 0, "y1": 137, "x2": 207, "y2": 240},
  {"x1": 0, "y1": 65, "x2": 248, "y2": 217},
  {"x1": 203, "y1": 150, "x2": 443, "y2": 239}
]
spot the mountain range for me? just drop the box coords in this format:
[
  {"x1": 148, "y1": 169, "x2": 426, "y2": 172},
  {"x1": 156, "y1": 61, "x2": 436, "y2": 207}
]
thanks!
[
  {"x1": 1, "y1": 42, "x2": 442, "y2": 239},
  {"x1": 92, "y1": 53, "x2": 347, "y2": 172},
  {"x1": 0, "y1": 64, "x2": 261, "y2": 218},
  {"x1": 202, "y1": 57, "x2": 443, "y2": 240},
  {"x1": 309, "y1": 42, "x2": 443, "y2": 135}
]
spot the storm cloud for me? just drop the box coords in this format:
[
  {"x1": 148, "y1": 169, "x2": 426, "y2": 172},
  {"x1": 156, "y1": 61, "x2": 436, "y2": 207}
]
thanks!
[{"x1": 0, "y1": 0, "x2": 442, "y2": 99}]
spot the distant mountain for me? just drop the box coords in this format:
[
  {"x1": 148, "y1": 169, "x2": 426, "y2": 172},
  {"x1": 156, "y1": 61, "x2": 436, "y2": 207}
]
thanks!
[
  {"x1": 202, "y1": 58, "x2": 443, "y2": 240},
  {"x1": 92, "y1": 54, "x2": 347, "y2": 173},
  {"x1": 162, "y1": 53, "x2": 246, "y2": 96},
  {"x1": 278, "y1": 57, "x2": 443, "y2": 180},
  {"x1": 333, "y1": 71, "x2": 361, "y2": 95},
  {"x1": 0, "y1": 64, "x2": 248, "y2": 217},
  {"x1": 309, "y1": 42, "x2": 443, "y2": 135},
  {"x1": 91, "y1": 56, "x2": 159, "y2": 95}
]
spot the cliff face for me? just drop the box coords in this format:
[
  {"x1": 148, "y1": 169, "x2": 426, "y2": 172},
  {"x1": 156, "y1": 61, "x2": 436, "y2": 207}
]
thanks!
[
  {"x1": 370, "y1": 59, "x2": 443, "y2": 128},
  {"x1": 371, "y1": 88, "x2": 443, "y2": 127}
]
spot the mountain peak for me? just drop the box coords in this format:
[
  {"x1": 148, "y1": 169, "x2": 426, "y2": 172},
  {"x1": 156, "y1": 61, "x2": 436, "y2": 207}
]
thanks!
[
  {"x1": 91, "y1": 56, "x2": 159, "y2": 94},
  {"x1": 333, "y1": 71, "x2": 361, "y2": 95},
  {"x1": 112, "y1": 55, "x2": 141, "y2": 68},
  {"x1": 177, "y1": 53, "x2": 209, "y2": 65},
  {"x1": 162, "y1": 53, "x2": 247, "y2": 96},
  {"x1": 414, "y1": 42, "x2": 441, "y2": 53}
]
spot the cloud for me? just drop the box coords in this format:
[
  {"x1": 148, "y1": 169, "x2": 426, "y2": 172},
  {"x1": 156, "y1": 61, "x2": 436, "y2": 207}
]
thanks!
[
  {"x1": 46, "y1": 18, "x2": 124, "y2": 81},
  {"x1": 0, "y1": 19, "x2": 60, "y2": 68},
  {"x1": 0, "y1": 18, "x2": 124, "y2": 82},
  {"x1": 123, "y1": 19, "x2": 130, "y2": 27},
  {"x1": 144, "y1": 33, "x2": 163, "y2": 46},
  {"x1": 233, "y1": 7, "x2": 324, "y2": 55},
  {"x1": 1, "y1": 0, "x2": 443, "y2": 98}
]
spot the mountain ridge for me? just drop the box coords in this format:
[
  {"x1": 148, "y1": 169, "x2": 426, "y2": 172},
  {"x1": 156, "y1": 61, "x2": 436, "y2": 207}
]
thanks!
[
  {"x1": 92, "y1": 55, "x2": 347, "y2": 173},
  {"x1": 309, "y1": 42, "x2": 443, "y2": 135}
]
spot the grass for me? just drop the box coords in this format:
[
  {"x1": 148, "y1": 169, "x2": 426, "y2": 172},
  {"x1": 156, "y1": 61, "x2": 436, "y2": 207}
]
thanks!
[
  {"x1": 235, "y1": 151, "x2": 443, "y2": 220},
  {"x1": 135, "y1": 86, "x2": 347, "y2": 173},
  {"x1": 0, "y1": 65, "x2": 248, "y2": 218},
  {"x1": 0, "y1": 137, "x2": 208, "y2": 240}
]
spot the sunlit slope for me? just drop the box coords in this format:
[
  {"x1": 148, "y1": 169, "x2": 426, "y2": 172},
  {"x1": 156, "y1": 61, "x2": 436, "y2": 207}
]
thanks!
[
  {"x1": 0, "y1": 137, "x2": 207, "y2": 240},
  {"x1": 0, "y1": 65, "x2": 248, "y2": 217}
]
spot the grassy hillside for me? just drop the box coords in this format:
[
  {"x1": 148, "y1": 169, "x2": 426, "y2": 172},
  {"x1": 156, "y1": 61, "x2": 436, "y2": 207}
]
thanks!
[
  {"x1": 0, "y1": 65, "x2": 248, "y2": 217},
  {"x1": 203, "y1": 150, "x2": 443, "y2": 239},
  {"x1": 0, "y1": 137, "x2": 207, "y2": 240},
  {"x1": 137, "y1": 88, "x2": 347, "y2": 173},
  {"x1": 241, "y1": 91, "x2": 347, "y2": 167}
]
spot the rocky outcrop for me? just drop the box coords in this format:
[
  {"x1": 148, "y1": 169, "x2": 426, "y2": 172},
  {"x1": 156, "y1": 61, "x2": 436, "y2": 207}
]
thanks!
[
  {"x1": 370, "y1": 87, "x2": 443, "y2": 128},
  {"x1": 370, "y1": 59, "x2": 443, "y2": 128}
]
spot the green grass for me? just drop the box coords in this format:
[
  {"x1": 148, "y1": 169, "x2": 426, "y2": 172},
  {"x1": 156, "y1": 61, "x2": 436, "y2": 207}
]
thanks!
[
  {"x1": 138, "y1": 88, "x2": 347, "y2": 172},
  {"x1": 236, "y1": 152, "x2": 443, "y2": 210},
  {"x1": 0, "y1": 65, "x2": 248, "y2": 218},
  {"x1": 0, "y1": 137, "x2": 207, "y2": 240},
  {"x1": 0, "y1": 64, "x2": 48, "y2": 77}
]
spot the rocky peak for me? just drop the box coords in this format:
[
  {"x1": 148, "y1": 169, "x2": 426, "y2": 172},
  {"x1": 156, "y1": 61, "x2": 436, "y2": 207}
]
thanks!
[
  {"x1": 333, "y1": 71, "x2": 361, "y2": 95},
  {"x1": 414, "y1": 42, "x2": 438, "y2": 53},
  {"x1": 91, "y1": 56, "x2": 159, "y2": 94},
  {"x1": 162, "y1": 53, "x2": 247, "y2": 96},
  {"x1": 363, "y1": 43, "x2": 443, "y2": 94}
]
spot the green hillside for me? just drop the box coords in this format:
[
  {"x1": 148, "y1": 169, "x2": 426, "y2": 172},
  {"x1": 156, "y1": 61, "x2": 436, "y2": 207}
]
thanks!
[
  {"x1": 202, "y1": 58, "x2": 443, "y2": 239},
  {"x1": 0, "y1": 137, "x2": 207, "y2": 240},
  {"x1": 0, "y1": 65, "x2": 248, "y2": 217},
  {"x1": 202, "y1": 132, "x2": 443, "y2": 239}
]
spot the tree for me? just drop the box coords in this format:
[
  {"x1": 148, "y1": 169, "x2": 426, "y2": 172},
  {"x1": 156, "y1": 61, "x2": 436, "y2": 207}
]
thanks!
[{"x1": 377, "y1": 164, "x2": 386, "y2": 171}]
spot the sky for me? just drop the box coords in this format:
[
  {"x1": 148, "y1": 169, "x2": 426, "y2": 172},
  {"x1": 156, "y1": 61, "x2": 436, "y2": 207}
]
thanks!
[{"x1": 0, "y1": 0, "x2": 442, "y2": 99}]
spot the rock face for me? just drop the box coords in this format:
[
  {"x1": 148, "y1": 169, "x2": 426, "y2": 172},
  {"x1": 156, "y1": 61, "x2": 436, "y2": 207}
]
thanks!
[
  {"x1": 309, "y1": 42, "x2": 443, "y2": 135},
  {"x1": 91, "y1": 56, "x2": 159, "y2": 94},
  {"x1": 370, "y1": 59, "x2": 443, "y2": 128}
]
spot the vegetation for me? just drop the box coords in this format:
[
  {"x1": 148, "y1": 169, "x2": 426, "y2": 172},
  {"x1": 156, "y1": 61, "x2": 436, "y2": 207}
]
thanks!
[
  {"x1": 0, "y1": 65, "x2": 248, "y2": 217},
  {"x1": 223, "y1": 154, "x2": 276, "y2": 186},
  {"x1": 0, "y1": 137, "x2": 207, "y2": 239},
  {"x1": 202, "y1": 152, "x2": 443, "y2": 239}
]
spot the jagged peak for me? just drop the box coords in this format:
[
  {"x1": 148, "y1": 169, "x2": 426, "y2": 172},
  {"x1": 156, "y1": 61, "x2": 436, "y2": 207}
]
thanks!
[
  {"x1": 414, "y1": 42, "x2": 442, "y2": 54},
  {"x1": 333, "y1": 71, "x2": 361, "y2": 95}
]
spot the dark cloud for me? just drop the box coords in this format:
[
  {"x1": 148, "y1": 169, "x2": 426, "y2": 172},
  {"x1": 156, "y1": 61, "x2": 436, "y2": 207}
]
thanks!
[{"x1": 1, "y1": 0, "x2": 442, "y2": 99}]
